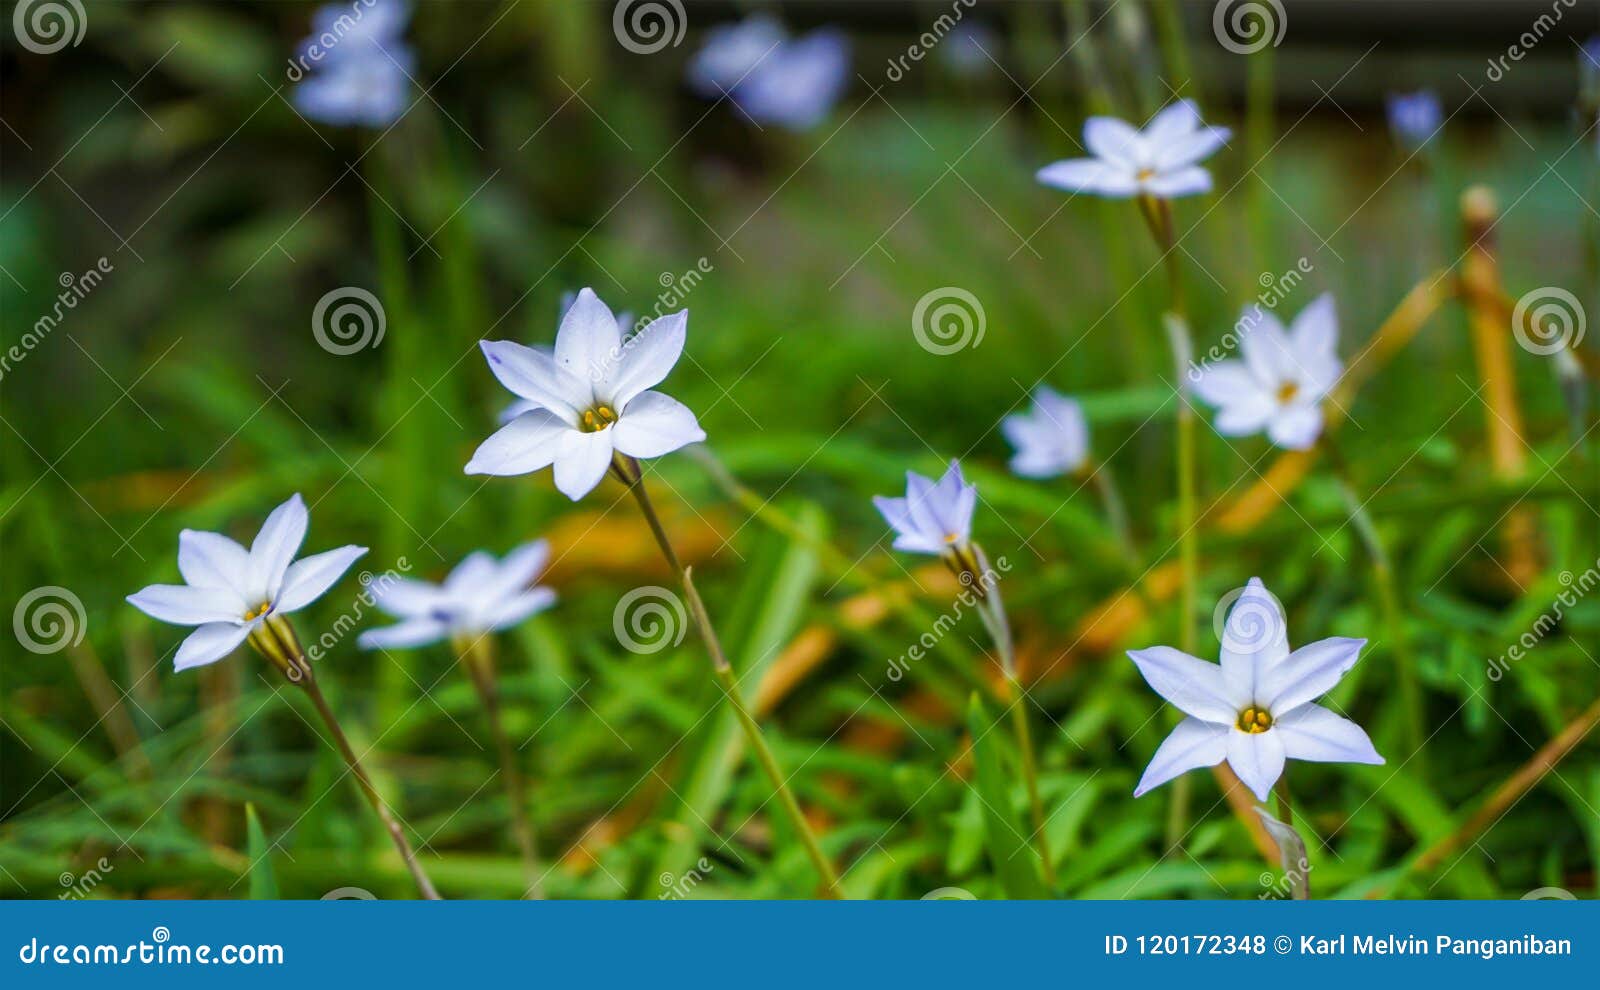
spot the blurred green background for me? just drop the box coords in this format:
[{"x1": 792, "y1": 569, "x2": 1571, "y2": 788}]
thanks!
[{"x1": 2, "y1": 0, "x2": 1598, "y2": 900}]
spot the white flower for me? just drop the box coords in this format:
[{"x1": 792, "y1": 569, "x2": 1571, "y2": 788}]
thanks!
[
  {"x1": 1036, "y1": 99, "x2": 1230, "y2": 199},
  {"x1": 873, "y1": 460, "x2": 978, "y2": 555},
  {"x1": 1128, "y1": 578, "x2": 1383, "y2": 802},
  {"x1": 126, "y1": 494, "x2": 367, "y2": 672},
  {"x1": 1002, "y1": 385, "x2": 1089, "y2": 479},
  {"x1": 467, "y1": 287, "x2": 706, "y2": 500},
  {"x1": 1191, "y1": 294, "x2": 1341, "y2": 451},
  {"x1": 292, "y1": 0, "x2": 414, "y2": 128},
  {"x1": 687, "y1": 15, "x2": 849, "y2": 131},
  {"x1": 358, "y1": 541, "x2": 555, "y2": 650},
  {"x1": 499, "y1": 294, "x2": 633, "y2": 425}
]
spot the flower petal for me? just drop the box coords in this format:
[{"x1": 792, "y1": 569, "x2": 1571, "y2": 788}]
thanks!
[
  {"x1": 1036, "y1": 158, "x2": 1137, "y2": 197},
  {"x1": 177, "y1": 530, "x2": 251, "y2": 595},
  {"x1": 465, "y1": 409, "x2": 571, "y2": 476},
  {"x1": 1289, "y1": 293, "x2": 1339, "y2": 357},
  {"x1": 1134, "y1": 717, "x2": 1230, "y2": 797},
  {"x1": 1151, "y1": 126, "x2": 1230, "y2": 172},
  {"x1": 932, "y1": 460, "x2": 976, "y2": 541},
  {"x1": 174, "y1": 622, "x2": 252, "y2": 672},
  {"x1": 1127, "y1": 646, "x2": 1236, "y2": 723},
  {"x1": 1275, "y1": 703, "x2": 1384, "y2": 765},
  {"x1": 1142, "y1": 99, "x2": 1202, "y2": 143},
  {"x1": 554, "y1": 287, "x2": 624, "y2": 386},
  {"x1": 1218, "y1": 577, "x2": 1289, "y2": 705},
  {"x1": 1083, "y1": 116, "x2": 1143, "y2": 166},
  {"x1": 1261, "y1": 636, "x2": 1366, "y2": 713},
  {"x1": 480, "y1": 340, "x2": 589, "y2": 425},
  {"x1": 1213, "y1": 396, "x2": 1277, "y2": 437},
  {"x1": 249, "y1": 494, "x2": 309, "y2": 602},
  {"x1": 370, "y1": 577, "x2": 446, "y2": 618},
  {"x1": 127, "y1": 584, "x2": 244, "y2": 627},
  {"x1": 612, "y1": 391, "x2": 706, "y2": 459},
  {"x1": 552, "y1": 429, "x2": 615, "y2": 501},
  {"x1": 276, "y1": 545, "x2": 367, "y2": 614},
  {"x1": 1266, "y1": 403, "x2": 1324, "y2": 450},
  {"x1": 1226, "y1": 729, "x2": 1286, "y2": 802},
  {"x1": 606, "y1": 310, "x2": 687, "y2": 409},
  {"x1": 357, "y1": 617, "x2": 450, "y2": 651},
  {"x1": 1239, "y1": 317, "x2": 1299, "y2": 387},
  {"x1": 483, "y1": 540, "x2": 551, "y2": 603},
  {"x1": 483, "y1": 587, "x2": 557, "y2": 630},
  {"x1": 1141, "y1": 165, "x2": 1212, "y2": 198}
]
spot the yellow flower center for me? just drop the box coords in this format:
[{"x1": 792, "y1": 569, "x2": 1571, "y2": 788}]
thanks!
[
  {"x1": 1236, "y1": 705, "x2": 1273, "y2": 734},
  {"x1": 579, "y1": 405, "x2": 619, "y2": 433},
  {"x1": 244, "y1": 601, "x2": 273, "y2": 621},
  {"x1": 1136, "y1": 167, "x2": 1155, "y2": 181},
  {"x1": 1276, "y1": 381, "x2": 1300, "y2": 404}
]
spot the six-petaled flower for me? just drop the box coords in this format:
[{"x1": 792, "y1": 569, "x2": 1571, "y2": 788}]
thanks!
[
  {"x1": 359, "y1": 541, "x2": 556, "y2": 651},
  {"x1": 1036, "y1": 99, "x2": 1230, "y2": 200}
]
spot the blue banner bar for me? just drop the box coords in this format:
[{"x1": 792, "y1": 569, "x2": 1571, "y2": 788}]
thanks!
[{"x1": 2, "y1": 900, "x2": 1589, "y2": 987}]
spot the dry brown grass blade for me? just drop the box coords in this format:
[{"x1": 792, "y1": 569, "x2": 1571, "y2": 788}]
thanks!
[
  {"x1": 1368, "y1": 693, "x2": 1600, "y2": 898},
  {"x1": 1459, "y1": 186, "x2": 1540, "y2": 588}
]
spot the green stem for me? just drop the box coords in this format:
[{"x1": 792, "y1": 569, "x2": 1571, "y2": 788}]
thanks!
[
  {"x1": 1004, "y1": 675, "x2": 1056, "y2": 892},
  {"x1": 1273, "y1": 775, "x2": 1309, "y2": 900},
  {"x1": 459, "y1": 636, "x2": 543, "y2": 899},
  {"x1": 1086, "y1": 460, "x2": 1136, "y2": 560},
  {"x1": 614, "y1": 455, "x2": 841, "y2": 897}
]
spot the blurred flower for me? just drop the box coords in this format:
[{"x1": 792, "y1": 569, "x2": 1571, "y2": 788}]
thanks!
[
  {"x1": 1129, "y1": 578, "x2": 1383, "y2": 802},
  {"x1": 873, "y1": 460, "x2": 977, "y2": 555},
  {"x1": 358, "y1": 541, "x2": 555, "y2": 650},
  {"x1": 1580, "y1": 36, "x2": 1600, "y2": 105},
  {"x1": 687, "y1": 15, "x2": 849, "y2": 131},
  {"x1": 1192, "y1": 294, "x2": 1341, "y2": 451},
  {"x1": 687, "y1": 14, "x2": 786, "y2": 97},
  {"x1": 468, "y1": 287, "x2": 705, "y2": 500},
  {"x1": 1002, "y1": 385, "x2": 1088, "y2": 479},
  {"x1": 293, "y1": 0, "x2": 414, "y2": 128},
  {"x1": 940, "y1": 21, "x2": 1000, "y2": 78},
  {"x1": 500, "y1": 294, "x2": 633, "y2": 425},
  {"x1": 1385, "y1": 90, "x2": 1441, "y2": 149},
  {"x1": 126, "y1": 494, "x2": 367, "y2": 672},
  {"x1": 1036, "y1": 99, "x2": 1230, "y2": 199}
]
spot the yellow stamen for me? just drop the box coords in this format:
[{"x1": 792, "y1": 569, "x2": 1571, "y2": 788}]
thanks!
[
  {"x1": 1136, "y1": 168, "x2": 1155, "y2": 181},
  {"x1": 244, "y1": 601, "x2": 273, "y2": 621},
  {"x1": 1276, "y1": 381, "x2": 1300, "y2": 404},
  {"x1": 580, "y1": 404, "x2": 619, "y2": 433},
  {"x1": 1236, "y1": 705, "x2": 1273, "y2": 734}
]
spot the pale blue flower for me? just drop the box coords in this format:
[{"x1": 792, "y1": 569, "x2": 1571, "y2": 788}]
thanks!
[
  {"x1": 500, "y1": 294, "x2": 633, "y2": 425},
  {"x1": 1385, "y1": 90, "x2": 1441, "y2": 148},
  {"x1": 1002, "y1": 386, "x2": 1088, "y2": 479},
  {"x1": 127, "y1": 494, "x2": 367, "y2": 671},
  {"x1": 1037, "y1": 99, "x2": 1230, "y2": 199},
  {"x1": 468, "y1": 288, "x2": 706, "y2": 500},
  {"x1": 293, "y1": 0, "x2": 415, "y2": 128},
  {"x1": 1191, "y1": 294, "x2": 1340, "y2": 451},
  {"x1": 359, "y1": 541, "x2": 555, "y2": 650},
  {"x1": 873, "y1": 460, "x2": 978, "y2": 555},
  {"x1": 1130, "y1": 578, "x2": 1383, "y2": 802},
  {"x1": 687, "y1": 16, "x2": 849, "y2": 131}
]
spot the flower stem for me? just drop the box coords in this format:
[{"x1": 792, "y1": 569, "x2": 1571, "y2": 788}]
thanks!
[
  {"x1": 1273, "y1": 774, "x2": 1310, "y2": 900},
  {"x1": 613, "y1": 455, "x2": 842, "y2": 897},
  {"x1": 260, "y1": 619, "x2": 441, "y2": 899},
  {"x1": 956, "y1": 543, "x2": 1056, "y2": 891},
  {"x1": 1085, "y1": 460, "x2": 1136, "y2": 562},
  {"x1": 458, "y1": 635, "x2": 543, "y2": 899}
]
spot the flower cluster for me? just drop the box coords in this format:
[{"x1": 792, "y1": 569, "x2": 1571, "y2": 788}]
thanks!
[
  {"x1": 688, "y1": 14, "x2": 850, "y2": 131},
  {"x1": 293, "y1": 0, "x2": 414, "y2": 128}
]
